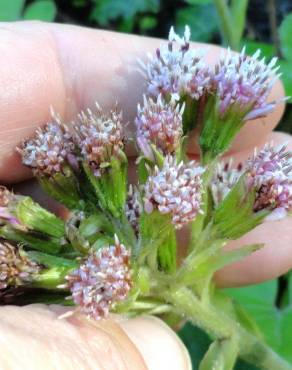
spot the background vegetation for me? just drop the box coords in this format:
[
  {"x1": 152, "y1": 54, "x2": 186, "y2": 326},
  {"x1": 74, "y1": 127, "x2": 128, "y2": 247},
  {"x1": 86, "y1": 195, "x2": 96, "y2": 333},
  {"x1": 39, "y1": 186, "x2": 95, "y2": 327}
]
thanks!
[{"x1": 0, "y1": 0, "x2": 291, "y2": 368}]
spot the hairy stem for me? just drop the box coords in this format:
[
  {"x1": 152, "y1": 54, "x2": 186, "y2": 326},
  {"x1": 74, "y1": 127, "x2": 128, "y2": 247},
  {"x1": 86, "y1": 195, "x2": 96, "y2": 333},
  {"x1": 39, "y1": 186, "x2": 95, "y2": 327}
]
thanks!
[{"x1": 167, "y1": 287, "x2": 292, "y2": 370}]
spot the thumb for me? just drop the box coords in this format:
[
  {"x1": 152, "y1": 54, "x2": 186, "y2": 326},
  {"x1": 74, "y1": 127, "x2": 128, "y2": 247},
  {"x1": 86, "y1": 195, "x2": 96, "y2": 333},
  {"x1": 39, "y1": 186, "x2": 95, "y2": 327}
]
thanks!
[{"x1": 0, "y1": 304, "x2": 191, "y2": 370}]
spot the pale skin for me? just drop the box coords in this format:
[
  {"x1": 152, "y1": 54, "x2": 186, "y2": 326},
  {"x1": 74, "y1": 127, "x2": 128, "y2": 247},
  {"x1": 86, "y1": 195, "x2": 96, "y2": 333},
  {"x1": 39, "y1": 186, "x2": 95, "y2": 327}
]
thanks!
[{"x1": 0, "y1": 21, "x2": 291, "y2": 370}]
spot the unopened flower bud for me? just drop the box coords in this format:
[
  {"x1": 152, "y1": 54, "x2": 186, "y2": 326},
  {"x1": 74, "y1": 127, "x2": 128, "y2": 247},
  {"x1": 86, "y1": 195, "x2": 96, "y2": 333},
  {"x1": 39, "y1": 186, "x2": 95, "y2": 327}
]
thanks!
[{"x1": 65, "y1": 235, "x2": 132, "y2": 319}]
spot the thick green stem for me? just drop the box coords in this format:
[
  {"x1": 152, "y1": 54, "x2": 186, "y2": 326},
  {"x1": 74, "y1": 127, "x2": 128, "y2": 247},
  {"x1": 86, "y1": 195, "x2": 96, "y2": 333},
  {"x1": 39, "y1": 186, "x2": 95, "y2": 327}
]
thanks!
[{"x1": 167, "y1": 287, "x2": 292, "y2": 370}]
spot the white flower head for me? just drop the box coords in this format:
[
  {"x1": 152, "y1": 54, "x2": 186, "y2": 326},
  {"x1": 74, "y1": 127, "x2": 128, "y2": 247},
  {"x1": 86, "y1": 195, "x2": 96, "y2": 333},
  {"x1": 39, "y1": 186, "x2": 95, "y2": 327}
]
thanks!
[
  {"x1": 142, "y1": 26, "x2": 211, "y2": 100},
  {"x1": 144, "y1": 156, "x2": 205, "y2": 229},
  {"x1": 135, "y1": 95, "x2": 183, "y2": 154}
]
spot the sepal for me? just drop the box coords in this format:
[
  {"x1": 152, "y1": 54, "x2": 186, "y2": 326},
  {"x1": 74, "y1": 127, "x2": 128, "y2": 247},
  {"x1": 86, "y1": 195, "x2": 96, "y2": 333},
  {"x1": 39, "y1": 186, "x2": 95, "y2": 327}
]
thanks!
[{"x1": 213, "y1": 175, "x2": 268, "y2": 239}]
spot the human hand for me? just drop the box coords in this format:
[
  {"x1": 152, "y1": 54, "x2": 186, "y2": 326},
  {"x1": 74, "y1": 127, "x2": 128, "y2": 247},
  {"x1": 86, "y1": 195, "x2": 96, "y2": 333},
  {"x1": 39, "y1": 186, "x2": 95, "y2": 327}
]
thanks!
[{"x1": 0, "y1": 21, "x2": 290, "y2": 369}]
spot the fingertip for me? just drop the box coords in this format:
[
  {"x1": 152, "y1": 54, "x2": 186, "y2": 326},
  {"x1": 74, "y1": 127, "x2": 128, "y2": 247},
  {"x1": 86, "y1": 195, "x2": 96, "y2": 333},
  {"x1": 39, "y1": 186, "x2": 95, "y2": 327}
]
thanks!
[{"x1": 120, "y1": 315, "x2": 192, "y2": 370}]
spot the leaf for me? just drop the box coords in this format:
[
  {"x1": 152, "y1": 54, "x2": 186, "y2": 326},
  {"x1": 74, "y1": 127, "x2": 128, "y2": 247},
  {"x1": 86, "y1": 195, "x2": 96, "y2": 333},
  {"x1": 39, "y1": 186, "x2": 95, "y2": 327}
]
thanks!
[
  {"x1": 178, "y1": 322, "x2": 259, "y2": 370},
  {"x1": 0, "y1": 0, "x2": 24, "y2": 21},
  {"x1": 139, "y1": 16, "x2": 157, "y2": 31},
  {"x1": 199, "y1": 338, "x2": 238, "y2": 370},
  {"x1": 176, "y1": 4, "x2": 219, "y2": 42},
  {"x1": 225, "y1": 280, "x2": 292, "y2": 364},
  {"x1": 278, "y1": 60, "x2": 292, "y2": 99},
  {"x1": 279, "y1": 13, "x2": 292, "y2": 61},
  {"x1": 91, "y1": 0, "x2": 159, "y2": 26},
  {"x1": 184, "y1": 0, "x2": 213, "y2": 4},
  {"x1": 230, "y1": 0, "x2": 249, "y2": 48},
  {"x1": 23, "y1": 0, "x2": 56, "y2": 22}
]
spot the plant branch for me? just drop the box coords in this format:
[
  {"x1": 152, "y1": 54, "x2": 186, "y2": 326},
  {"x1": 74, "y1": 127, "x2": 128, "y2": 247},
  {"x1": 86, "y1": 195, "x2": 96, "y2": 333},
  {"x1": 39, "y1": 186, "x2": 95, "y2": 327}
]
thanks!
[{"x1": 167, "y1": 287, "x2": 292, "y2": 370}]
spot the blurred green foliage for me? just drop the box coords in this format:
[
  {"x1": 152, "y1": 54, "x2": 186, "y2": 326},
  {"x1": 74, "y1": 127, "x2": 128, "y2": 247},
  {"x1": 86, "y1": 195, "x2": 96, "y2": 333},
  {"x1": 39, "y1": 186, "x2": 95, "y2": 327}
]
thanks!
[{"x1": 0, "y1": 0, "x2": 292, "y2": 368}]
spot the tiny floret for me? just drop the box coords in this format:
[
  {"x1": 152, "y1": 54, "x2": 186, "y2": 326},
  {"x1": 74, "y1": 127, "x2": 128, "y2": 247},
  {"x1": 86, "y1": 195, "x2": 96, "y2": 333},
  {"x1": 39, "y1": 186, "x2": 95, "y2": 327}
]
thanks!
[
  {"x1": 74, "y1": 104, "x2": 124, "y2": 177},
  {"x1": 211, "y1": 160, "x2": 244, "y2": 205},
  {"x1": 135, "y1": 95, "x2": 183, "y2": 154},
  {"x1": 144, "y1": 156, "x2": 205, "y2": 229},
  {"x1": 0, "y1": 242, "x2": 39, "y2": 290},
  {"x1": 212, "y1": 48, "x2": 280, "y2": 119},
  {"x1": 246, "y1": 144, "x2": 292, "y2": 218},
  {"x1": 18, "y1": 120, "x2": 74, "y2": 176},
  {"x1": 142, "y1": 26, "x2": 211, "y2": 100},
  {"x1": 66, "y1": 236, "x2": 132, "y2": 320}
]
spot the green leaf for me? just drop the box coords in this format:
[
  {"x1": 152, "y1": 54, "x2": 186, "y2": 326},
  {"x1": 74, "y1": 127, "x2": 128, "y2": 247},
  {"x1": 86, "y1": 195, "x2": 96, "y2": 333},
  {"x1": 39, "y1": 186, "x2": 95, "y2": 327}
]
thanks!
[
  {"x1": 91, "y1": 0, "x2": 159, "y2": 26},
  {"x1": 184, "y1": 0, "x2": 213, "y2": 4},
  {"x1": 242, "y1": 40, "x2": 276, "y2": 59},
  {"x1": 230, "y1": 0, "x2": 249, "y2": 48},
  {"x1": 176, "y1": 4, "x2": 219, "y2": 42},
  {"x1": 0, "y1": 0, "x2": 24, "y2": 21},
  {"x1": 23, "y1": 0, "x2": 56, "y2": 22},
  {"x1": 278, "y1": 60, "x2": 292, "y2": 98},
  {"x1": 139, "y1": 16, "x2": 157, "y2": 31},
  {"x1": 199, "y1": 338, "x2": 238, "y2": 370},
  {"x1": 279, "y1": 13, "x2": 292, "y2": 61},
  {"x1": 178, "y1": 322, "x2": 258, "y2": 370},
  {"x1": 226, "y1": 280, "x2": 292, "y2": 364}
]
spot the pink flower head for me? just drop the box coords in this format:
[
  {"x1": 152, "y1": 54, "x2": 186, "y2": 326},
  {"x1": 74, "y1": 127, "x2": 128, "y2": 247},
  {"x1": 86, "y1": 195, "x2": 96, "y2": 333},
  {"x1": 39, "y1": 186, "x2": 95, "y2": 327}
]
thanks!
[
  {"x1": 212, "y1": 48, "x2": 280, "y2": 120},
  {"x1": 135, "y1": 95, "x2": 183, "y2": 154},
  {"x1": 142, "y1": 26, "x2": 211, "y2": 100},
  {"x1": 144, "y1": 156, "x2": 205, "y2": 229},
  {"x1": 18, "y1": 120, "x2": 74, "y2": 177},
  {"x1": 246, "y1": 143, "x2": 292, "y2": 218},
  {"x1": 66, "y1": 235, "x2": 132, "y2": 320},
  {"x1": 211, "y1": 160, "x2": 244, "y2": 205},
  {"x1": 74, "y1": 104, "x2": 124, "y2": 177},
  {"x1": 0, "y1": 242, "x2": 40, "y2": 290}
]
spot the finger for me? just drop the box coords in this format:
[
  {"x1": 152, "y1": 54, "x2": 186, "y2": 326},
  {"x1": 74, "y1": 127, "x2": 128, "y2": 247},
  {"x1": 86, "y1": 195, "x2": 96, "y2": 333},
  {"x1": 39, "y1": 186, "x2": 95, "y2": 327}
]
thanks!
[
  {"x1": 0, "y1": 21, "x2": 285, "y2": 183},
  {"x1": 0, "y1": 304, "x2": 191, "y2": 370},
  {"x1": 215, "y1": 131, "x2": 292, "y2": 287}
]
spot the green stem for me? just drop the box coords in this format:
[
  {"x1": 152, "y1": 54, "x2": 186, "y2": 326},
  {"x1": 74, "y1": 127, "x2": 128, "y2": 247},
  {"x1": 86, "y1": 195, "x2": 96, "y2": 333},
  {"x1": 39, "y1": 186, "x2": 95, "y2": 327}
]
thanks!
[
  {"x1": 214, "y1": 0, "x2": 237, "y2": 50},
  {"x1": 167, "y1": 287, "x2": 292, "y2": 370}
]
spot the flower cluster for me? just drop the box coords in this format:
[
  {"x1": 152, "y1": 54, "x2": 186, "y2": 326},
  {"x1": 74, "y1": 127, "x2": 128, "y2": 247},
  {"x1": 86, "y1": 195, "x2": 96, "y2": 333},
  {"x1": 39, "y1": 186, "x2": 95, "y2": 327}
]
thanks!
[
  {"x1": 74, "y1": 105, "x2": 124, "y2": 177},
  {"x1": 246, "y1": 144, "x2": 292, "y2": 218},
  {"x1": 212, "y1": 48, "x2": 280, "y2": 120},
  {"x1": 142, "y1": 26, "x2": 211, "y2": 100},
  {"x1": 0, "y1": 242, "x2": 40, "y2": 290},
  {"x1": 144, "y1": 156, "x2": 204, "y2": 229},
  {"x1": 135, "y1": 95, "x2": 183, "y2": 154},
  {"x1": 18, "y1": 121, "x2": 74, "y2": 177},
  {"x1": 211, "y1": 160, "x2": 244, "y2": 205},
  {"x1": 65, "y1": 236, "x2": 132, "y2": 320}
]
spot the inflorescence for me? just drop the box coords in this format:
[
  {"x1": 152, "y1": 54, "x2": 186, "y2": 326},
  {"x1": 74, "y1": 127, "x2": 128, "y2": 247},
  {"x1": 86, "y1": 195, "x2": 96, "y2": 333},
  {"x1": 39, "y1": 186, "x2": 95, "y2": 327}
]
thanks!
[{"x1": 0, "y1": 25, "x2": 290, "y2": 330}]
